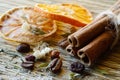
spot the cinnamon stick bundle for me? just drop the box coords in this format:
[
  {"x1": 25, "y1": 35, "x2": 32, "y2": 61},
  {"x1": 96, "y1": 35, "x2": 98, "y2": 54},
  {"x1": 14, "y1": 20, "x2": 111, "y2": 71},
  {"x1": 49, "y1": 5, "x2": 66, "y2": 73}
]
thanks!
[
  {"x1": 77, "y1": 31, "x2": 115, "y2": 66},
  {"x1": 66, "y1": 0, "x2": 120, "y2": 66},
  {"x1": 68, "y1": 0, "x2": 120, "y2": 47}
]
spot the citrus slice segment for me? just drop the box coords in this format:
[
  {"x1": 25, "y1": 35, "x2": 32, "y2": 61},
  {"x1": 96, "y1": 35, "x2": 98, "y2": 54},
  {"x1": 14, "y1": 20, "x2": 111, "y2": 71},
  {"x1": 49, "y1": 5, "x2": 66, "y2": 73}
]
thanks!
[{"x1": 34, "y1": 3, "x2": 93, "y2": 27}]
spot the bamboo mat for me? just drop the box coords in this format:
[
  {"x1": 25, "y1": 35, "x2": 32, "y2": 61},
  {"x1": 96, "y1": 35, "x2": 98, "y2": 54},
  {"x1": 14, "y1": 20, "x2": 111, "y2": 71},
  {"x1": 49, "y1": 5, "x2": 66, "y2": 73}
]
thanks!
[{"x1": 0, "y1": 0, "x2": 120, "y2": 80}]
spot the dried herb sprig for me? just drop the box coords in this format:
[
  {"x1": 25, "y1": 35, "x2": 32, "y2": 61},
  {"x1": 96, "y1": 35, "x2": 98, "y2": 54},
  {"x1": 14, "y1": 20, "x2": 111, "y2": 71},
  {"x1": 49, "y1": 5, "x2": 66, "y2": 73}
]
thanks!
[
  {"x1": 69, "y1": 72, "x2": 82, "y2": 80},
  {"x1": 39, "y1": 63, "x2": 49, "y2": 68}
]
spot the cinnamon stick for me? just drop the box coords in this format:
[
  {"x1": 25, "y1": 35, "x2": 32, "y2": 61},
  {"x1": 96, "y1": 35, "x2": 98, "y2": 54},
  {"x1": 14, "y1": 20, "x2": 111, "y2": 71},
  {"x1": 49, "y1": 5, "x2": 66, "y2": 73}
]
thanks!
[
  {"x1": 66, "y1": 45, "x2": 79, "y2": 56},
  {"x1": 66, "y1": 45, "x2": 73, "y2": 56},
  {"x1": 58, "y1": 38, "x2": 69, "y2": 49},
  {"x1": 68, "y1": 1, "x2": 120, "y2": 47},
  {"x1": 77, "y1": 31, "x2": 115, "y2": 66}
]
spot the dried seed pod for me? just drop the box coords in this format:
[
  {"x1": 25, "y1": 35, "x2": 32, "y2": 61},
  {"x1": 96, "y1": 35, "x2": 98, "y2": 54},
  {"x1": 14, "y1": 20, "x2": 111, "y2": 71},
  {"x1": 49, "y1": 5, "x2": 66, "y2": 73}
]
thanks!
[
  {"x1": 21, "y1": 61, "x2": 34, "y2": 70},
  {"x1": 25, "y1": 54, "x2": 36, "y2": 62},
  {"x1": 70, "y1": 61, "x2": 85, "y2": 73},
  {"x1": 50, "y1": 50, "x2": 60, "y2": 60},
  {"x1": 48, "y1": 58, "x2": 62, "y2": 73}
]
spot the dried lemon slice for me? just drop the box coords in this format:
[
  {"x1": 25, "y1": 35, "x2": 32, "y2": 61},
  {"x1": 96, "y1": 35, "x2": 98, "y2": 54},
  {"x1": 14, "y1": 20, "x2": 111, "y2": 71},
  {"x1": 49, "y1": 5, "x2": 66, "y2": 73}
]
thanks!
[{"x1": 34, "y1": 3, "x2": 93, "y2": 27}]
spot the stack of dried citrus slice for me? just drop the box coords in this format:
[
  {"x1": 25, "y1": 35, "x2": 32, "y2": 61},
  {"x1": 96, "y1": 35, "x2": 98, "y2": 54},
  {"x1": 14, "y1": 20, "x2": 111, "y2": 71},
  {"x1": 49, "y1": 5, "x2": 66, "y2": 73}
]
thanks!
[{"x1": 0, "y1": 3, "x2": 92, "y2": 45}]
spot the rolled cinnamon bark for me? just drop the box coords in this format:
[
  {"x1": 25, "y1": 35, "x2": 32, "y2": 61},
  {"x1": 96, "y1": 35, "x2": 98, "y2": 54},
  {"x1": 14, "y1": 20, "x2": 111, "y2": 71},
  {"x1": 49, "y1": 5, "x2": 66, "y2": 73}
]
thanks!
[
  {"x1": 58, "y1": 38, "x2": 69, "y2": 49},
  {"x1": 70, "y1": 18, "x2": 107, "y2": 47},
  {"x1": 77, "y1": 31, "x2": 115, "y2": 66},
  {"x1": 68, "y1": 35, "x2": 77, "y2": 47},
  {"x1": 68, "y1": 1, "x2": 120, "y2": 47},
  {"x1": 66, "y1": 45, "x2": 73, "y2": 56},
  {"x1": 66, "y1": 45, "x2": 80, "y2": 56}
]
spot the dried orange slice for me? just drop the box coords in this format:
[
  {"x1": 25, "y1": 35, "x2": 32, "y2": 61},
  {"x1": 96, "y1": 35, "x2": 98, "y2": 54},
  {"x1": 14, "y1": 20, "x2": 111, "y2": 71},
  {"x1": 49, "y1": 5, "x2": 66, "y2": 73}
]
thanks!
[
  {"x1": 34, "y1": 3, "x2": 93, "y2": 27},
  {"x1": 0, "y1": 7, "x2": 57, "y2": 45},
  {"x1": 0, "y1": 7, "x2": 77, "y2": 45}
]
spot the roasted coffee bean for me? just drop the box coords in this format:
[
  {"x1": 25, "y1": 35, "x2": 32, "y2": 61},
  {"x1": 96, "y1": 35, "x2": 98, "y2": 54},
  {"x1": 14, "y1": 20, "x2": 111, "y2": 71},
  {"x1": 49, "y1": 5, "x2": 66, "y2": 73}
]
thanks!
[
  {"x1": 16, "y1": 43, "x2": 30, "y2": 53},
  {"x1": 48, "y1": 58, "x2": 62, "y2": 73},
  {"x1": 51, "y1": 50, "x2": 60, "y2": 60},
  {"x1": 70, "y1": 61, "x2": 85, "y2": 73},
  {"x1": 21, "y1": 61, "x2": 34, "y2": 70},
  {"x1": 25, "y1": 54, "x2": 36, "y2": 62}
]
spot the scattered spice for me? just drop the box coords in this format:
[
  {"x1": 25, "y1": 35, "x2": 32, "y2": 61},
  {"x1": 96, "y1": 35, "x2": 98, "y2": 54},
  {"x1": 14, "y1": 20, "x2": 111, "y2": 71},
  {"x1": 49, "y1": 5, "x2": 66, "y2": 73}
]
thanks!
[
  {"x1": 25, "y1": 54, "x2": 36, "y2": 62},
  {"x1": 31, "y1": 27, "x2": 46, "y2": 35},
  {"x1": 16, "y1": 43, "x2": 30, "y2": 53},
  {"x1": 69, "y1": 72, "x2": 75, "y2": 79},
  {"x1": 69, "y1": 73, "x2": 77, "y2": 80},
  {"x1": 69, "y1": 72, "x2": 81, "y2": 80},
  {"x1": 47, "y1": 58, "x2": 62, "y2": 73},
  {"x1": 39, "y1": 63, "x2": 49, "y2": 68},
  {"x1": 70, "y1": 61, "x2": 85, "y2": 74},
  {"x1": 50, "y1": 50, "x2": 60, "y2": 60},
  {"x1": 33, "y1": 47, "x2": 52, "y2": 59},
  {"x1": 13, "y1": 65, "x2": 20, "y2": 69}
]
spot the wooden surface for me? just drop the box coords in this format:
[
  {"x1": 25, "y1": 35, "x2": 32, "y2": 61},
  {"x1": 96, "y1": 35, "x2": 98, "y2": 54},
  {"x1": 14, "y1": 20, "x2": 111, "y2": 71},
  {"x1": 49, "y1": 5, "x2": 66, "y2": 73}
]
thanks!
[
  {"x1": 0, "y1": 0, "x2": 120, "y2": 80},
  {"x1": 0, "y1": 0, "x2": 117, "y2": 15}
]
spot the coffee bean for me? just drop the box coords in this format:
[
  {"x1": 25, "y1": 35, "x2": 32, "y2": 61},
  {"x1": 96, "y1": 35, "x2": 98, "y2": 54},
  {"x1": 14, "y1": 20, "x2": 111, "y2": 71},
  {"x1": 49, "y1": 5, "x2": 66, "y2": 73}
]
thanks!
[
  {"x1": 16, "y1": 43, "x2": 30, "y2": 53},
  {"x1": 21, "y1": 61, "x2": 34, "y2": 70},
  {"x1": 70, "y1": 61, "x2": 85, "y2": 73},
  {"x1": 50, "y1": 50, "x2": 60, "y2": 60},
  {"x1": 25, "y1": 54, "x2": 36, "y2": 62},
  {"x1": 48, "y1": 58, "x2": 62, "y2": 73}
]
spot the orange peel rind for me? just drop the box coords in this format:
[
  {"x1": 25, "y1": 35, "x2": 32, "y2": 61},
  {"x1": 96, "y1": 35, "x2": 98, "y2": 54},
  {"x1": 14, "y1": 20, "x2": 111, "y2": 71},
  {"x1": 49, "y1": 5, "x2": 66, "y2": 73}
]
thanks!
[{"x1": 34, "y1": 3, "x2": 93, "y2": 27}]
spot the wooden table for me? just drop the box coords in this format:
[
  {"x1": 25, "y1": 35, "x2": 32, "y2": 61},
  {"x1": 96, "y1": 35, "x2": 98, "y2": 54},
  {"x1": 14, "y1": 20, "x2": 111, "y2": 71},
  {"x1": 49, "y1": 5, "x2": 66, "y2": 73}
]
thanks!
[
  {"x1": 0, "y1": 0, "x2": 120, "y2": 80},
  {"x1": 0, "y1": 0, "x2": 117, "y2": 14}
]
